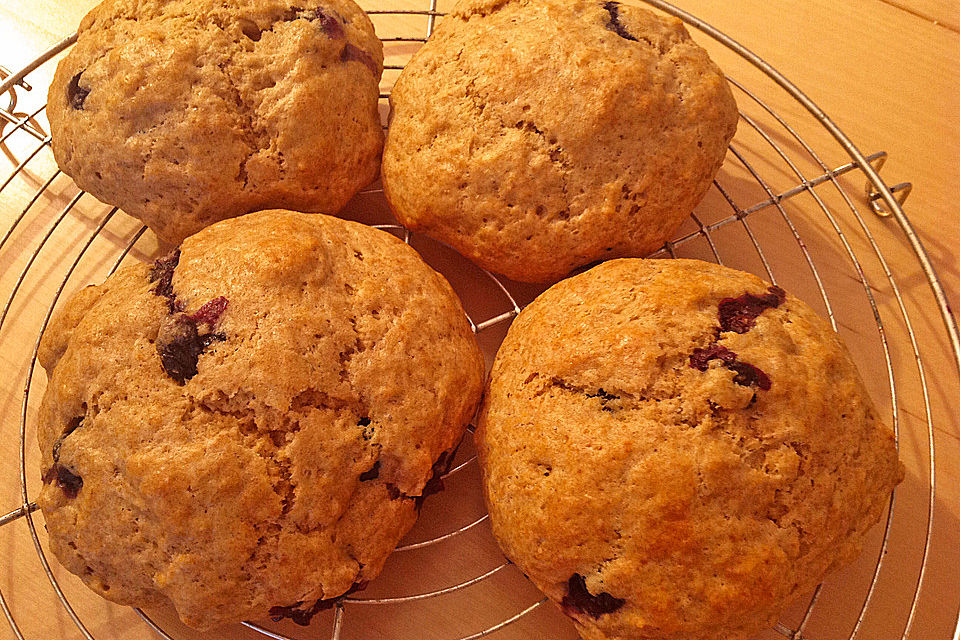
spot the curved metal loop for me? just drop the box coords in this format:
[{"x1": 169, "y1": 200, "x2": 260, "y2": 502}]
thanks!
[{"x1": 864, "y1": 152, "x2": 914, "y2": 217}]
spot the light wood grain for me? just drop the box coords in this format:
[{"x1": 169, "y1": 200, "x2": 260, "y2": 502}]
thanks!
[{"x1": 0, "y1": 1, "x2": 957, "y2": 640}]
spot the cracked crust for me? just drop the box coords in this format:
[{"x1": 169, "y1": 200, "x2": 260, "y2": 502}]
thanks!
[
  {"x1": 382, "y1": 0, "x2": 738, "y2": 282},
  {"x1": 35, "y1": 211, "x2": 484, "y2": 630},
  {"x1": 477, "y1": 258, "x2": 903, "y2": 640},
  {"x1": 47, "y1": 0, "x2": 384, "y2": 244}
]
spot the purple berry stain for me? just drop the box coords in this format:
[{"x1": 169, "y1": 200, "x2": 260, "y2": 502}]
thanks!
[
  {"x1": 717, "y1": 286, "x2": 786, "y2": 334},
  {"x1": 314, "y1": 8, "x2": 345, "y2": 38},
  {"x1": 186, "y1": 296, "x2": 228, "y2": 326},
  {"x1": 340, "y1": 44, "x2": 378, "y2": 75},
  {"x1": 689, "y1": 345, "x2": 771, "y2": 390},
  {"x1": 147, "y1": 250, "x2": 229, "y2": 384},
  {"x1": 157, "y1": 297, "x2": 228, "y2": 385},
  {"x1": 688, "y1": 286, "x2": 785, "y2": 392},
  {"x1": 561, "y1": 573, "x2": 625, "y2": 618},
  {"x1": 282, "y1": 6, "x2": 345, "y2": 38},
  {"x1": 66, "y1": 71, "x2": 90, "y2": 110},
  {"x1": 42, "y1": 464, "x2": 84, "y2": 499}
]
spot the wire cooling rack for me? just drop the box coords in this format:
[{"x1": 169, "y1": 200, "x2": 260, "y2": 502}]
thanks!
[{"x1": 1, "y1": 1, "x2": 958, "y2": 639}]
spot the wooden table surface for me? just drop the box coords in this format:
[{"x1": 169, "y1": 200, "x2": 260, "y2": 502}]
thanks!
[{"x1": 0, "y1": 1, "x2": 957, "y2": 639}]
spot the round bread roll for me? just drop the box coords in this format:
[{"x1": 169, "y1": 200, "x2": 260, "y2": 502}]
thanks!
[
  {"x1": 47, "y1": 0, "x2": 385, "y2": 244},
  {"x1": 382, "y1": 0, "x2": 738, "y2": 282},
  {"x1": 477, "y1": 258, "x2": 903, "y2": 640},
  {"x1": 36, "y1": 211, "x2": 484, "y2": 630}
]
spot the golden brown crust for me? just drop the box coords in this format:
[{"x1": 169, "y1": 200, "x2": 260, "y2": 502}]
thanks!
[
  {"x1": 382, "y1": 0, "x2": 738, "y2": 282},
  {"x1": 477, "y1": 258, "x2": 903, "y2": 640},
  {"x1": 48, "y1": 0, "x2": 385, "y2": 244},
  {"x1": 37, "y1": 210, "x2": 484, "y2": 630}
]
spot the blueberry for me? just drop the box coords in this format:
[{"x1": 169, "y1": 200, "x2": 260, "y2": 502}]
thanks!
[
  {"x1": 157, "y1": 317, "x2": 205, "y2": 385},
  {"x1": 689, "y1": 344, "x2": 771, "y2": 390},
  {"x1": 66, "y1": 71, "x2": 91, "y2": 110},
  {"x1": 689, "y1": 344, "x2": 737, "y2": 371},
  {"x1": 717, "y1": 286, "x2": 786, "y2": 334},
  {"x1": 602, "y1": 2, "x2": 638, "y2": 42},
  {"x1": 561, "y1": 573, "x2": 625, "y2": 618},
  {"x1": 282, "y1": 6, "x2": 345, "y2": 38},
  {"x1": 42, "y1": 464, "x2": 83, "y2": 499},
  {"x1": 340, "y1": 44, "x2": 377, "y2": 75}
]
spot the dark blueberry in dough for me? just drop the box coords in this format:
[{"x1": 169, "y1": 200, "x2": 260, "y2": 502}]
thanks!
[
  {"x1": 728, "y1": 361, "x2": 771, "y2": 390},
  {"x1": 602, "y1": 1, "x2": 638, "y2": 42},
  {"x1": 379, "y1": 448, "x2": 458, "y2": 503},
  {"x1": 149, "y1": 248, "x2": 181, "y2": 303},
  {"x1": 689, "y1": 344, "x2": 771, "y2": 390},
  {"x1": 561, "y1": 573, "x2": 625, "y2": 618},
  {"x1": 586, "y1": 388, "x2": 617, "y2": 401},
  {"x1": 359, "y1": 418, "x2": 375, "y2": 441},
  {"x1": 66, "y1": 71, "x2": 91, "y2": 110},
  {"x1": 201, "y1": 332, "x2": 227, "y2": 349},
  {"x1": 157, "y1": 296, "x2": 228, "y2": 384},
  {"x1": 314, "y1": 8, "x2": 345, "y2": 38},
  {"x1": 42, "y1": 464, "x2": 84, "y2": 499},
  {"x1": 340, "y1": 44, "x2": 378, "y2": 75},
  {"x1": 717, "y1": 286, "x2": 786, "y2": 334},
  {"x1": 689, "y1": 344, "x2": 737, "y2": 371},
  {"x1": 359, "y1": 461, "x2": 380, "y2": 481},
  {"x1": 158, "y1": 317, "x2": 204, "y2": 385},
  {"x1": 282, "y1": 6, "x2": 344, "y2": 38}
]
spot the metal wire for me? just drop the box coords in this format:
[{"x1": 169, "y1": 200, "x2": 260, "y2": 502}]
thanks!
[{"x1": 0, "y1": 1, "x2": 956, "y2": 639}]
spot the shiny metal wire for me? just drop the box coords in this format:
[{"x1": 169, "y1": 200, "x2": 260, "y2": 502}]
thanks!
[{"x1": 0, "y1": 1, "x2": 957, "y2": 639}]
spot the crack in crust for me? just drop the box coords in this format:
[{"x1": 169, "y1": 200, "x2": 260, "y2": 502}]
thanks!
[
  {"x1": 602, "y1": 2, "x2": 638, "y2": 42},
  {"x1": 458, "y1": 72, "x2": 574, "y2": 218},
  {"x1": 541, "y1": 377, "x2": 630, "y2": 412},
  {"x1": 149, "y1": 248, "x2": 181, "y2": 306},
  {"x1": 197, "y1": 385, "x2": 375, "y2": 532},
  {"x1": 52, "y1": 412, "x2": 85, "y2": 464}
]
